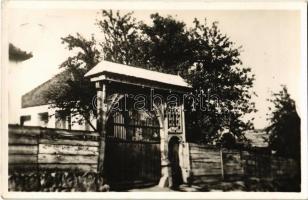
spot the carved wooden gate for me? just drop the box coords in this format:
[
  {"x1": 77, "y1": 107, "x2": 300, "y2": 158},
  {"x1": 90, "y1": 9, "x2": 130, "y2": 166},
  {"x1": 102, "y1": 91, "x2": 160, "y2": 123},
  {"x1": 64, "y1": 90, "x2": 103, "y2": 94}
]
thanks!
[{"x1": 104, "y1": 109, "x2": 161, "y2": 189}]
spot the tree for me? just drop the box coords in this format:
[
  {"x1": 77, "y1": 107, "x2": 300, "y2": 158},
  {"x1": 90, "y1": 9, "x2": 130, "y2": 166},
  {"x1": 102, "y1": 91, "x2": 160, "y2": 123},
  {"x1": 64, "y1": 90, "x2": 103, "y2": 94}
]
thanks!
[
  {"x1": 139, "y1": 13, "x2": 194, "y2": 73},
  {"x1": 97, "y1": 11, "x2": 256, "y2": 143},
  {"x1": 97, "y1": 11, "x2": 194, "y2": 73},
  {"x1": 43, "y1": 34, "x2": 101, "y2": 131},
  {"x1": 185, "y1": 19, "x2": 256, "y2": 143},
  {"x1": 266, "y1": 85, "x2": 300, "y2": 160},
  {"x1": 9, "y1": 43, "x2": 33, "y2": 62},
  {"x1": 46, "y1": 10, "x2": 256, "y2": 143},
  {"x1": 96, "y1": 10, "x2": 143, "y2": 66}
]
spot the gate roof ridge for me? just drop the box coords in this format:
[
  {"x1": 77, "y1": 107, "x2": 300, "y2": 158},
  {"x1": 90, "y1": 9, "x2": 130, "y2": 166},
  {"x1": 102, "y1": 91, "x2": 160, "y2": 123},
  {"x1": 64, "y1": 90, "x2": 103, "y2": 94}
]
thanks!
[{"x1": 85, "y1": 60, "x2": 192, "y2": 89}]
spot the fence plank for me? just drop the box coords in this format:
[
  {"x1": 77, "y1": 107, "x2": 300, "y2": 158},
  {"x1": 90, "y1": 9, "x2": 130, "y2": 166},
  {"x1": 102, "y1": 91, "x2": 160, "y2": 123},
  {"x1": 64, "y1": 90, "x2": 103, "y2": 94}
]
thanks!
[
  {"x1": 40, "y1": 128, "x2": 99, "y2": 137},
  {"x1": 190, "y1": 158, "x2": 221, "y2": 163},
  {"x1": 38, "y1": 164, "x2": 98, "y2": 172},
  {"x1": 38, "y1": 154, "x2": 98, "y2": 164},
  {"x1": 192, "y1": 168, "x2": 222, "y2": 176},
  {"x1": 190, "y1": 149, "x2": 220, "y2": 155},
  {"x1": 9, "y1": 126, "x2": 41, "y2": 136},
  {"x1": 39, "y1": 138, "x2": 99, "y2": 147},
  {"x1": 39, "y1": 144, "x2": 99, "y2": 155},
  {"x1": 9, "y1": 135, "x2": 38, "y2": 145},
  {"x1": 9, "y1": 155, "x2": 37, "y2": 164},
  {"x1": 191, "y1": 175, "x2": 221, "y2": 183},
  {"x1": 191, "y1": 161, "x2": 221, "y2": 168},
  {"x1": 9, "y1": 145, "x2": 38, "y2": 155},
  {"x1": 9, "y1": 164, "x2": 38, "y2": 171}
]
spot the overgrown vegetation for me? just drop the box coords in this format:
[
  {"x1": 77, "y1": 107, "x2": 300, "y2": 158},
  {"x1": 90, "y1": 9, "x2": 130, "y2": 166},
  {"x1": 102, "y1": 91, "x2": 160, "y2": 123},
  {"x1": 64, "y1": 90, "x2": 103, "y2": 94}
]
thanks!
[{"x1": 9, "y1": 169, "x2": 109, "y2": 192}]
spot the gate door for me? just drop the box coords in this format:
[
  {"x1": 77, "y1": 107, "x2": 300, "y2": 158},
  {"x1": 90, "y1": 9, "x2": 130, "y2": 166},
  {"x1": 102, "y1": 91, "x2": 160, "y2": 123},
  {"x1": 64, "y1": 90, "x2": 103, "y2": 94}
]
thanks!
[{"x1": 104, "y1": 109, "x2": 161, "y2": 189}]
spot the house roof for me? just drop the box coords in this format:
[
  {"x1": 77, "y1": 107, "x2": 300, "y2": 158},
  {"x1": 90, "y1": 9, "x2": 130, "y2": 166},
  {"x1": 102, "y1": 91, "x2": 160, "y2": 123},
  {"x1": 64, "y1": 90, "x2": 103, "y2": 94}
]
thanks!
[
  {"x1": 22, "y1": 61, "x2": 191, "y2": 108},
  {"x1": 244, "y1": 129, "x2": 269, "y2": 148},
  {"x1": 21, "y1": 70, "x2": 71, "y2": 108},
  {"x1": 85, "y1": 60, "x2": 191, "y2": 88}
]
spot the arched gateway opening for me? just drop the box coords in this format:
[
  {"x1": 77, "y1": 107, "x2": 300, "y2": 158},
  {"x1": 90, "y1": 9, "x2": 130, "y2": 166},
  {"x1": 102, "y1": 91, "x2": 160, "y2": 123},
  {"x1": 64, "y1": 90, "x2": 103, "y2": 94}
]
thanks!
[
  {"x1": 104, "y1": 98, "x2": 162, "y2": 189},
  {"x1": 168, "y1": 136, "x2": 183, "y2": 188}
]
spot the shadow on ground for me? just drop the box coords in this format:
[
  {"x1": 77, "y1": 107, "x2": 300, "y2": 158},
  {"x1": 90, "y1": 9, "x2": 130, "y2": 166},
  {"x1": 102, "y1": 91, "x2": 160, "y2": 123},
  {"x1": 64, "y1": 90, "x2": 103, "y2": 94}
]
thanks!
[{"x1": 119, "y1": 177, "x2": 300, "y2": 192}]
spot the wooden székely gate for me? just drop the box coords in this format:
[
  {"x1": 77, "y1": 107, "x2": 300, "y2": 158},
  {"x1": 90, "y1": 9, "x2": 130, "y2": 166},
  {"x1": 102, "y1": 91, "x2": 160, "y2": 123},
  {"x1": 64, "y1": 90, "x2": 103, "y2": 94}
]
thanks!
[
  {"x1": 85, "y1": 60, "x2": 192, "y2": 189},
  {"x1": 104, "y1": 99, "x2": 161, "y2": 188}
]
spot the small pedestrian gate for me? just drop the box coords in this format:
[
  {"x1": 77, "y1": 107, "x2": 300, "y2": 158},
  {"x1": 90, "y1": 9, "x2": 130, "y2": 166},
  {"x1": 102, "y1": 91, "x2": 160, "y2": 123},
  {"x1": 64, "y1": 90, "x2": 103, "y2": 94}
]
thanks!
[{"x1": 104, "y1": 107, "x2": 161, "y2": 188}]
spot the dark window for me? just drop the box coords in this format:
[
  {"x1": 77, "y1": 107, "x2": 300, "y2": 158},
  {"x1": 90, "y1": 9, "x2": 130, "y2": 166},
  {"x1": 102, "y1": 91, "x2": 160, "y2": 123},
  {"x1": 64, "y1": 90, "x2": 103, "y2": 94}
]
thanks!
[
  {"x1": 20, "y1": 115, "x2": 31, "y2": 126},
  {"x1": 38, "y1": 112, "x2": 49, "y2": 127},
  {"x1": 55, "y1": 111, "x2": 70, "y2": 129}
]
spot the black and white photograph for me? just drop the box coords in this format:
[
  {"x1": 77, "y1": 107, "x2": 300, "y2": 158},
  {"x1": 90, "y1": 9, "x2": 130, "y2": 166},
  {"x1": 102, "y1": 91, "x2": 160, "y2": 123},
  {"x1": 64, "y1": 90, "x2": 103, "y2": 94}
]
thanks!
[{"x1": 1, "y1": 1, "x2": 307, "y2": 199}]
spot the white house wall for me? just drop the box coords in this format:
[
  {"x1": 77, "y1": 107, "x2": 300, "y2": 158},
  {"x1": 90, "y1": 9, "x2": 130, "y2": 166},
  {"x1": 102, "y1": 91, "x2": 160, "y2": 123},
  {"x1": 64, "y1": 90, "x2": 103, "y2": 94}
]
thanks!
[
  {"x1": 20, "y1": 105, "x2": 97, "y2": 131},
  {"x1": 20, "y1": 105, "x2": 55, "y2": 128}
]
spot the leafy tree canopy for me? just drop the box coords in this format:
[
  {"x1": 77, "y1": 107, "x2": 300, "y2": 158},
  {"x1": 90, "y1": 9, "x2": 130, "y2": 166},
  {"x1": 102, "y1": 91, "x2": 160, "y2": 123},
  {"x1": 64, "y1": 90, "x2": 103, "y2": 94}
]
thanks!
[
  {"x1": 185, "y1": 19, "x2": 256, "y2": 143},
  {"x1": 45, "y1": 10, "x2": 256, "y2": 142},
  {"x1": 43, "y1": 34, "x2": 100, "y2": 130},
  {"x1": 266, "y1": 85, "x2": 300, "y2": 160}
]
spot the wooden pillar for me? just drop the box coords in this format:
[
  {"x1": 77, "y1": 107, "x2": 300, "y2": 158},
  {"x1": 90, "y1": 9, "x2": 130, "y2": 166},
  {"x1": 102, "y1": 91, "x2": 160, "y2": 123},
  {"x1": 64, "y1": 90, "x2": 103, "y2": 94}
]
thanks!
[
  {"x1": 96, "y1": 81, "x2": 107, "y2": 174},
  {"x1": 179, "y1": 102, "x2": 191, "y2": 183},
  {"x1": 181, "y1": 103, "x2": 186, "y2": 142},
  {"x1": 158, "y1": 101, "x2": 171, "y2": 188}
]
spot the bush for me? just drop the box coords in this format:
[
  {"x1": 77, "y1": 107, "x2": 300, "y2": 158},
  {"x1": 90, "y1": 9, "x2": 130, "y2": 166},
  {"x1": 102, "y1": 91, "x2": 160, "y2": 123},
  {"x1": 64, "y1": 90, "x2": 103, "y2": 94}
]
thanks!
[{"x1": 9, "y1": 169, "x2": 109, "y2": 192}]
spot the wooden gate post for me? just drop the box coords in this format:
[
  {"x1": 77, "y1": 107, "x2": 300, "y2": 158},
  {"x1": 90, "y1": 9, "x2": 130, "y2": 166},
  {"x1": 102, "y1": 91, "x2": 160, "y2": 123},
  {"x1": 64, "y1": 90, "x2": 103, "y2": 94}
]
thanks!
[
  {"x1": 96, "y1": 81, "x2": 107, "y2": 175},
  {"x1": 158, "y1": 102, "x2": 171, "y2": 188}
]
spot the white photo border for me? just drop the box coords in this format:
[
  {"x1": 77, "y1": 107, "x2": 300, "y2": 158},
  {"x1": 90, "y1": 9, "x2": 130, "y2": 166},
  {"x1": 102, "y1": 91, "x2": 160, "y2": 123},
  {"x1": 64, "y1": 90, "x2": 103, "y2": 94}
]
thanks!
[{"x1": 1, "y1": 1, "x2": 307, "y2": 199}]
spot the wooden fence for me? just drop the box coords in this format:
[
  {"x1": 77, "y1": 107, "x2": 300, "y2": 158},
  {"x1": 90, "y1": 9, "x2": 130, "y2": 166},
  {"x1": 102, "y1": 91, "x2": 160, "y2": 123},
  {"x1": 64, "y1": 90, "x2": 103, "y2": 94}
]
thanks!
[
  {"x1": 189, "y1": 143, "x2": 222, "y2": 184},
  {"x1": 9, "y1": 125, "x2": 100, "y2": 172},
  {"x1": 188, "y1": 143, "x2": 300, "y2": 185},
  {"x1": 8, "y1": 125, "x2": 300, "y2": 191}
]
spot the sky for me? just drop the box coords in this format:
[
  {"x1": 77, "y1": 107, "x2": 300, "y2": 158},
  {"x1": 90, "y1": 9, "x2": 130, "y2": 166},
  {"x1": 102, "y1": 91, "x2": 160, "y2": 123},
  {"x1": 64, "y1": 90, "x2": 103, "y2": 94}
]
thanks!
[{"x1": 7, "y1": 8, "x2": 302, "y2": 129}]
